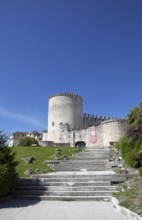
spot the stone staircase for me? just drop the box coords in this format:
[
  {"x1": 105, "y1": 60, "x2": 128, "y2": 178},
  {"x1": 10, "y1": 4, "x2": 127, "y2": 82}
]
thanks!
[{"x1": 13, "y1": 146, "x2": 134, "y2": 201}]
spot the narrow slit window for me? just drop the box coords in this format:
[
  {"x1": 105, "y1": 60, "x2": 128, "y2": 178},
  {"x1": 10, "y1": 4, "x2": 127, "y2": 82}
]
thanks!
[{"x1": 52, "y1": 122, "x2": 54, "y2": 126}]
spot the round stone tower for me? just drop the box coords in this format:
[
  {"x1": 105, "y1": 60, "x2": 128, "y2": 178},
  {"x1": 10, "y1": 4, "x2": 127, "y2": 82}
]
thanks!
[{"x1": 48, "y1": 93, "x2": 83, "y2": 143}]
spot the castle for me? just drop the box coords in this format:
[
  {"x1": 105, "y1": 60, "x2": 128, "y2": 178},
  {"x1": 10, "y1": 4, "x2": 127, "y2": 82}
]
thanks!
[{"x1": 9, "y1": 93, "x2": 127, "y2": 147}]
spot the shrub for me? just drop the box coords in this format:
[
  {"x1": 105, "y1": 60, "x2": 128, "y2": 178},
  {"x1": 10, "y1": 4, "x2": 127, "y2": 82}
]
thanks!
[
  {"x1": 19, "y1": 137, "x2": 39, "y2": 146},
  {"x1": 115, "y1": 137, "x2": 142, "y2": 167},
  {"x1": 127, "y1": 102, "x2": 142, "y2": 140},
  {"x1": 0, "y1": 131, "x2": 18, "y2": 197},
  {"x1": 135, "y1": 151, "x2": 142, "y2": 167},
  {"x1": 139, "y1": 167, "x2": 142, "y2": 177}
]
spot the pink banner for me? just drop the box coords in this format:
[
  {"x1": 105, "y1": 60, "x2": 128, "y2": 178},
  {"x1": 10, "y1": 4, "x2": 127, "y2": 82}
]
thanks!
[{"x1": 90, "y1": 127, "x2": 97, "y2": 143}]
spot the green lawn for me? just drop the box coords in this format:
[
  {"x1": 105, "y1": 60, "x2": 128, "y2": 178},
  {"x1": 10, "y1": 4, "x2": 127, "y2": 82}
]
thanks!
[{"x1": 11, "y1": 146, "x2": 81, "y2": 177}]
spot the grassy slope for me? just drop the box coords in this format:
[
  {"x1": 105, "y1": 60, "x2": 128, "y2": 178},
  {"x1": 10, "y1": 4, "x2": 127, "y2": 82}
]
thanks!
[
  {"x1": 111, "y1": 145, "x2": 142, "y2": 217},
  {"x1": 113, "y1": 176, "x2": 142, "y2": 217},
  {"x1": 12, "y1": 146, "x2": 80, "y2": 177}
]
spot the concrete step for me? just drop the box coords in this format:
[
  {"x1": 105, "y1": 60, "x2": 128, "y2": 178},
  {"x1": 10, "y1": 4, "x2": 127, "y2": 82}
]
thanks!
[
  {"x1": 52, "y1": 167, "x2": 111, "y2": 171},
  {"x1": 72, "y1": 156, "x2": 109, "y2": 159},
  {"x1": 85, "y1": 146, "x2": 109, "y2": 149},
  {"x1": 75, "y1": 153, "x2": 110, "y2": 156},
  {"x1": 76, "y1": 150, "x2": 110, "y2": 153},
  {"x1": 17, "y1": 181, "x2": 111, "y2": 187},
  {"x1": 18, "y1": 176, "x2": 127, "y2": 184},
  {"x1": 51, "y1": 163, "x2": 111, "y2": 167},
  {"x1": 13, "y1": 195, "x2": 112, "y2": 201},
  {"x1": 30, "y1": 173, "x2": 128, "y2": 179},
  {"x1": 16, "y1": 185, "x2": 117, "y2": 191},
  {"x1": 84, "y1": 151, "x2": 110, "y2": 153},
  {"x1": 74, "y1": 152, "x2": 109, "y2": 155},
  {"x1": 14, "y1": 190, "x2": 117, "y2": 196},
  {"x1": 60, "y1": 160, "x2": 110, "y2": 163},
  {"x1": 13, "y1": 145, "x2": 129, "y2": 201},
  {"x1": 73, "y1": 151, "x2": 110, "y2": 155}
]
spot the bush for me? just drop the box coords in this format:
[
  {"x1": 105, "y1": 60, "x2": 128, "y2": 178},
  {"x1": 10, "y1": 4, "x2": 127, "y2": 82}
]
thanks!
[
  {"x1": 19, "y1": 137, "x2": 39, "y2": 146},
  {"x1": 127, "y1": 102, "x2": 142, "y2": 140},
  {"x1": 0, "y1": 131, "x2": 18, "y2": 197},
  {"x1": 135, "y1": 151, "x2": 142, "y2": 167},
  {"x1": 0, "y1": 131, "x2": 8, "y2": 146},
  {"x1": 115, "y1": 137, "x2": 142, "y2": 167},
  {"x1": 139, "y1": 167, "x2": 142, "y2": 177}
]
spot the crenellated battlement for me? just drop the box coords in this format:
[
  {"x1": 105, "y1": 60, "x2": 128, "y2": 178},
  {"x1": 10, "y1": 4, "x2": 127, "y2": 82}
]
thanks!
[
  {"x1": 83, "y1": 113, "x2": 118, "y2": 121},
  {"x1": 48, "y1": 92, "x2": 83, "y2": 100},
  {"x1": 82, "y1": 113, "x2": 119, "y2": 128}
]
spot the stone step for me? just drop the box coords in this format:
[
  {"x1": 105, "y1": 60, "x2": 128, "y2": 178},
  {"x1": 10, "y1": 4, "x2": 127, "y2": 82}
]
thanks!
[
  {"x1": 13, "y1": 195, "x2": 112, "y2": 201},
  {"x1": 52, "y1": 162, "x2": 111, "y2": 166},
  {"x1": 18, "y1": 176, "x2": 127, "y2": 184},
  {"x1": 73, "y1": 151, "x2": 110, "y2": 154},
  {"x1": 72, "y1": 156, "x2": 109, "y2": 160},
  {"x1": 83, "y1": 151, "x2": 110, "y2": 154},
  {"x1": 13, "y1": 145, "x2": 129, "y2": 201},
  {"x1": 14, "y1": 190, "x2": 117, "y2": 196},
  {"x1": 71, "y1": 159, "x2": 110, "y2": 162},
  {"x1": 52, "y1": 167, "x2": 111, "y2": 171},
  {"x1": 84, "y1": 151, "x2": 109, "y2": 153},
  {"x1": 53, "y1": 164, "x2": 111, "y2": 168},
  {"x1": 31, "y1": 172, "x2": 129, "y2": 179},
  {"x1": 77, "y1": 151, "x2": 110, "y2": 154},
  {"x1": 75, "y1": 152, "x2": 110, "y2": 156},
  {"x1": 60, "y1": 160, "x2": 110, "y2": 164},
  {"x1": 16, "y1": 185, "x2": 116, "y2": 191},
  {"x1": 86, "y1": 147, "x2": 109, "y2": 149},
  {"x1": 17, "y1": 181, "x2": 111, "y2": 187}
]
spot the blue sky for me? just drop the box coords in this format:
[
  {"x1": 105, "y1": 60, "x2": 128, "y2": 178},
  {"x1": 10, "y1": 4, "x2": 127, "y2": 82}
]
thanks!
[{"x1": 0, "y1": 0, "x2": 142, "y2": 136}]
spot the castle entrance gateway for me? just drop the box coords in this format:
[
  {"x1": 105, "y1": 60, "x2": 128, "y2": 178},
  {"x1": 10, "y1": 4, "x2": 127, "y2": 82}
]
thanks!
[{"x1": 75, "y1": 141, "x2": 86, "y2": 148}]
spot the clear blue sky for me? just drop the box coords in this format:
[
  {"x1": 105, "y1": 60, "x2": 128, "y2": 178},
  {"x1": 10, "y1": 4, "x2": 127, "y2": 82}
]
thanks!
[{"x1": 0, "y1": 0, "x2": 142, "y2": 136}]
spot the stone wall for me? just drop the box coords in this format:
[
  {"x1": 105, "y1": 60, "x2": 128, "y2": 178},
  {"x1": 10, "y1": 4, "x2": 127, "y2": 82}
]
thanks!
[
  {"x1": 102, "y1": 119, "x2": 127, "y2": 146},
  {"x1": 74, "y1": 129, "x2": 87, "y2": 145},
  {"x1": 56, "y1": 119, "x2": 127, "y2": 147}
]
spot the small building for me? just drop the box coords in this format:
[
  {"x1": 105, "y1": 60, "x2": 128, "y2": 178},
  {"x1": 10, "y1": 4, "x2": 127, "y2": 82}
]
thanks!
[
  {"x1": 9, "y1": 132, "x2": 27, "y2": 147},
  {"x1": 9, "y1": 131, "x2": 43, "y2": 147}
]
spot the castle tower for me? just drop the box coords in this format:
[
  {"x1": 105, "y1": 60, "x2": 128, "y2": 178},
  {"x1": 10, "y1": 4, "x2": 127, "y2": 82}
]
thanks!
[{"x1": 48, "y1": 93, "x2": 83, "y2": 143}]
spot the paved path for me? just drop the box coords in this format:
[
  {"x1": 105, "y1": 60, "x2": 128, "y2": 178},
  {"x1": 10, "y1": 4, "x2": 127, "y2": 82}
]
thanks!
[{"x1": 0, "y1": 199, "x2": 130, "y2": 220}]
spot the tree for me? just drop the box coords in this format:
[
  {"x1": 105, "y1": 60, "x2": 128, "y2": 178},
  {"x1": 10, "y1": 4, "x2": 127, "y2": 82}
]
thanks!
[
  {"x1": 127, "y1": 102, "x2": 142, "y2": 140},
  {"x1": 127, "y1": 102, "x2": 142, "y2": 126},
  {"x1": 0, "y1": 130, "x2": 8, "y2": 146},
  {"x1": 19, "y1": 137, "x2": 39, "y2": 146},
  {"x1": 116, "y1": 102, "x2": 142, "y2": 172},
  {"x1": 0, "y1": 131, "x2": 18, "y2": 197}
]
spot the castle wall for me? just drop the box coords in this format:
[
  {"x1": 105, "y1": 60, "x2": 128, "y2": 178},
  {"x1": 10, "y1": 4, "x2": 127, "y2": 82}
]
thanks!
[
  {"x1": 42, "y1": 131, "x2": 48, "y2": 141},
  {"x1": 102, "y1": 119, "x2": 127, "y2": 146},
  {"x1": 48, "y1": 93, "x2": 83, "y2": 143},
  {"x1": 84, "y1": 126, "x2": 103, "y2": 147},
  {"x1": 74, "y1": 129, "x2": 87, "y2": 145},
  {"x1": 83, "y1": 114, "x2": 108, "y2": 128},
  {"x1": 69, "y1": 119, "x2": 127, "y2": 147}
]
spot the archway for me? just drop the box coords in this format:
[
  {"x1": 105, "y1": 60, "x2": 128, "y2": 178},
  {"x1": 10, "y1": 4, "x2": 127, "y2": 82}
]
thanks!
[{"x1": 75, "y1": 141, "x2": 86, "y2": 148}]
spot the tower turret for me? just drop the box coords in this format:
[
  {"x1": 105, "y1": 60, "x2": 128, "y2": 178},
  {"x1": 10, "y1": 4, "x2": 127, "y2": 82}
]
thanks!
[{"x1": 48, "y1": 93, "x2": 83, "y2": 143}]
